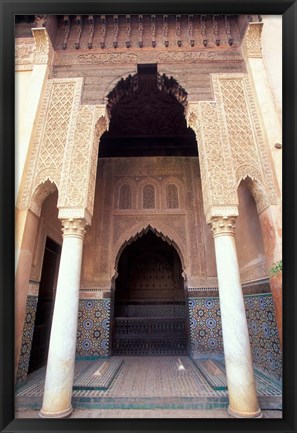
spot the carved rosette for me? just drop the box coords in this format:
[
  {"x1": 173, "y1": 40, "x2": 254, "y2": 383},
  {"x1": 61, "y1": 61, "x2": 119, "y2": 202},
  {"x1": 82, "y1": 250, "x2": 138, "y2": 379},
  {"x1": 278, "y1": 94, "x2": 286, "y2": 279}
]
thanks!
[
  {"x1": 61, "y1": 218, "x2": 87, "y2": 239},
  {"x1": 241, "y1": 22, "x2": 263, "y2": 60},
  {"x1": 209, "y1": 216, "x2": 237, "y2": 238},
  {"x1": 32, "y1": 27, "x2": 53, "y2": 65}
]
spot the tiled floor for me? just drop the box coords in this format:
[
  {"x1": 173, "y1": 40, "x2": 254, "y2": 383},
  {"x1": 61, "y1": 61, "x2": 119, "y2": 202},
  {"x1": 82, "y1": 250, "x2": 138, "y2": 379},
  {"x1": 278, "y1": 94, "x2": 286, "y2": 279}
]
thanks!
[{"x1": 15, "y1": 356, "x2": 282, "y2": 418}]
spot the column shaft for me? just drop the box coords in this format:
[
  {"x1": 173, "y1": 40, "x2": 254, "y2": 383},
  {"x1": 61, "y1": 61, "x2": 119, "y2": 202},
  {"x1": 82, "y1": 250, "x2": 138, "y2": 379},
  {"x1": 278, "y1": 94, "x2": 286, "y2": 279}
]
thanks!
[
  {"x1": 211, "y1": 217, "x2": 262, "y2": 418},
  {"x1": 40, "y1": 219, "x2": 86, "y2": 418}
]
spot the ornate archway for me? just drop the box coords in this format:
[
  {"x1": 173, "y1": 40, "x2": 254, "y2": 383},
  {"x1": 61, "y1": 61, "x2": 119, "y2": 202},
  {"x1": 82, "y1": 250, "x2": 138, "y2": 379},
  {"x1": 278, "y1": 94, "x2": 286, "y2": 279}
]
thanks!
[{"x1": 112, "y1": 228, "x2": 188, "y2": 356}]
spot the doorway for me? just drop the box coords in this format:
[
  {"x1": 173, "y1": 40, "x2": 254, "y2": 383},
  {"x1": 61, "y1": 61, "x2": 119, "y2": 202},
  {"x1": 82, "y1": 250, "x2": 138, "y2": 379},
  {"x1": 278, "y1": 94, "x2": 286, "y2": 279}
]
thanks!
[
  {"x1": 28, "y1": 237, "x2": 61, "y2": 373},
  {"x1": 112, "y1": 230, "x2": 188, "y2": 355}
]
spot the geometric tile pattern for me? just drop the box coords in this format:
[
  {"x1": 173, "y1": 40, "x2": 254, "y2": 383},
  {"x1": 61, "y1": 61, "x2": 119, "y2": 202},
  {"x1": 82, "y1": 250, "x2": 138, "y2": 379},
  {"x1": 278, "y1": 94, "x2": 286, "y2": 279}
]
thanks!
[
  {"x1": 244, "y1": 294, "x2": 282, "y2": 380},
  {"x1": 16, "y1": 296, "x2": 38, "y2": 384},
  {"x1": 76, "y1": 299, "x2": 111, "y2": 357},
  {"x1": 188, "y1": 293, "x2": 282, "y2": 381},
  {"x1": 188, "y1": 297, "x2": 223, "y2": 357}
]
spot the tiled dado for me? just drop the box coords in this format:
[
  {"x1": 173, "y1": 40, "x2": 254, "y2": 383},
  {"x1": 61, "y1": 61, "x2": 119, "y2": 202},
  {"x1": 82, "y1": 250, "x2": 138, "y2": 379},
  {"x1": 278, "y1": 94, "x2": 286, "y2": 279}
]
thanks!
[
  {"x1": 76, "y1": 299, "x2": 111, "y2": 357},
  {"x1": 245, "y1": 294, "x2": 282, "y2": 380},
  {"x1": 16, "y1": 296, "x2": 38, "y2": 383},
  {"x1": 188, "y1": 297, "x2": 223, "y2": 356},
  {"x1": 188, "y1": 293, "x2": 282, "y2": 380}
]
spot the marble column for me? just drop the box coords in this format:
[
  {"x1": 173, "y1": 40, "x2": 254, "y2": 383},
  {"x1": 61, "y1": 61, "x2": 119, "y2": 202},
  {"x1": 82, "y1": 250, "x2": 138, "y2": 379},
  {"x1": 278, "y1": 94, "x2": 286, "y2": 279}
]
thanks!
[
  {"x1": 210, "y1": 216, "x2": 262, "y2": 418},
  {"x1": 39, "y1": 218, "x2": 86, "y2": 418}
]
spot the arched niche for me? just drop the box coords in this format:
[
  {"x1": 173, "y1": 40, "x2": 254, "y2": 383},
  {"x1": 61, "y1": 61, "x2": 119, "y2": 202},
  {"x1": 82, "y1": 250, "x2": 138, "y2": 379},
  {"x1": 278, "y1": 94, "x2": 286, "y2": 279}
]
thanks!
[{"x1": 112, "y1": 224, "x2": 188, "y2": 284}]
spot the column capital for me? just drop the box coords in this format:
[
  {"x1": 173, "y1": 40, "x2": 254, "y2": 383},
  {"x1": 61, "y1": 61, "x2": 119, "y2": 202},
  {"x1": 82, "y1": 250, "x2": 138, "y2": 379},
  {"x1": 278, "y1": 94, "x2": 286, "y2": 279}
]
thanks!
[
  {"x1": 209, "y1": 216, "x2": 237, "y2": 238},
  {"x1": 61, "y1": 218, "x2": 87, "y2": 238}
]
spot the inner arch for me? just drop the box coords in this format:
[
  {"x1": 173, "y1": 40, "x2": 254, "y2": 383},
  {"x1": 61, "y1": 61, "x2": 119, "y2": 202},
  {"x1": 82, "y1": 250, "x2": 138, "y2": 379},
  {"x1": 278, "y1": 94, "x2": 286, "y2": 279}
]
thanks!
[{"x1": 112, "y1": 230, "x2": 188, "y2": 356}]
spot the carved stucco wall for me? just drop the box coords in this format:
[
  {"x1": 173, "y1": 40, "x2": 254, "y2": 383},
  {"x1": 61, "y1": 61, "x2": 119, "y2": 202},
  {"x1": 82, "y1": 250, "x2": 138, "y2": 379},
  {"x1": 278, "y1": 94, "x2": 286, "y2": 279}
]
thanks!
[
  {"x1": 17, "y1": 53, "x2": 278, "y2": 291},
  {"x1": 51, "y1": 49, "x2": 246, "y2": 106},
  {"x1": 18, "y1": 76, "x2": 107, "y2": 222},
  {"x1": 80, "y1": 157, "x2": 218, "y2": 291},
  {"x1": 187, "y1": 72, "x2": 277, "y2": 221}
]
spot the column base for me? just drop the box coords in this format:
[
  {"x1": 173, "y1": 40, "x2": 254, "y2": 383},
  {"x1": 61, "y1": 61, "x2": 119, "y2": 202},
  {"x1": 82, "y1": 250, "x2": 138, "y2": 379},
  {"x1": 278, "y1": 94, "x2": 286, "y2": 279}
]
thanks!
[
  {"x1": 39, "y1": 405, "x2": 73, "y2": 418},
  {"x1": 228, "y1": 405, "x2": 262, "y2": 418}
]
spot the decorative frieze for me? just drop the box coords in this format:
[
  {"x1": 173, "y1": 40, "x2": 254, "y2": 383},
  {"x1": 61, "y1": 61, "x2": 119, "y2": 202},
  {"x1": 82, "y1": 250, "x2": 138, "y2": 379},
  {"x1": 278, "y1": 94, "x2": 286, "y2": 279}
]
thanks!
[{"x1": 53, "y1": 48, "x2": 243, "y2": 66}]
